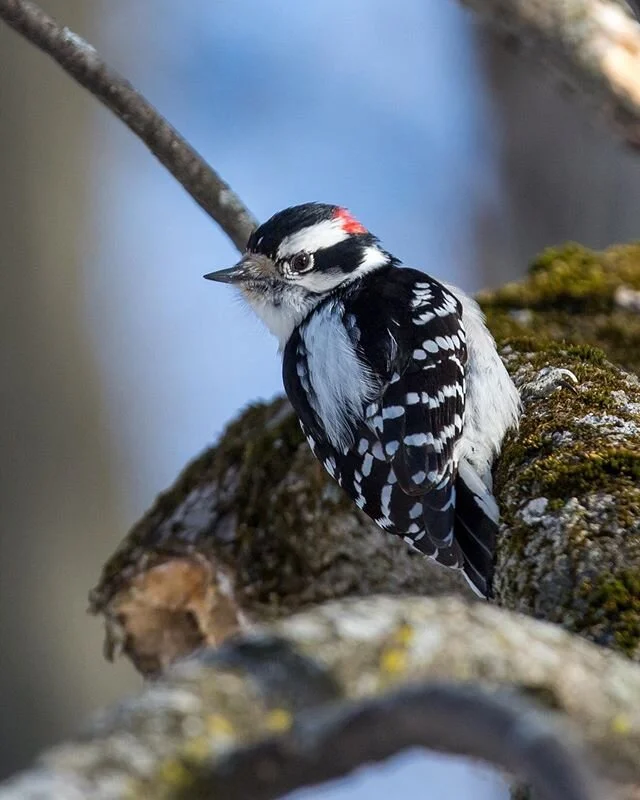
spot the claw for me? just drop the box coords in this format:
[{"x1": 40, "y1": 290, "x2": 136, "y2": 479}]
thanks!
[{"x1": 520, "y1": 366, "x2": 579, "y2": 402}]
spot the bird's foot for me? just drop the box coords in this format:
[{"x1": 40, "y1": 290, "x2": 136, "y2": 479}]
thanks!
[{"x1": 520, "y1": 366, "x2": 579, "y2": 403}]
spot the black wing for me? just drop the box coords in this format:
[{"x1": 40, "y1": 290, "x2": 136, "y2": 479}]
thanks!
[
  {"x1": 284, "y1": 267, "x2": 491, "y2": 593},
  {"x1": 353, "y1": 271, "x2": 466, "y2": 549}
]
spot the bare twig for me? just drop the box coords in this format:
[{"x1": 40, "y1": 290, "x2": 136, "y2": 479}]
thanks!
[
  {"x1": 0, "y1": 0, "x2": 257, "y2": 251},
  {"x1": 624, "y1": 0, "x2": 640, "y2": 21},
  {"x1": 461, "y1": 0, "x2": 640, "y2": 147}
]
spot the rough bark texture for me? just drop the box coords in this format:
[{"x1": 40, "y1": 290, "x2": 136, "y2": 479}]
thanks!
[
  {"x1": 89, "y1": 398, "x2": 471, "y2": 676},
  {"x1": 5, "y1": 596, "x2": 640, "y2": 799},
  {"x1": 482, "y1": 244, "x2": 640, "y2": 656}
]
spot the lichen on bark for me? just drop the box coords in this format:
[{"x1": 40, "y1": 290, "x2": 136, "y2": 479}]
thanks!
[
  {"x1": 491, "y1": 341, "x2": 640, "y2": 655},
  {"x1": 6, "y1": 597, "x2": 638, "y2": 799},
  {"x1": 477, "y1": 243, "x2": 640, "y2": 657}
]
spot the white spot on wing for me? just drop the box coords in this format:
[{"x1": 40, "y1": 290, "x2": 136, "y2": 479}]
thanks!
[
  {"x1": 362, "y1": 452, "x2": 374, "y2": 477},
  {"x1": 404, "y1": 432, "x2": 433, "y2": 447},
  {"x1": 385, "y1": 441, "x2": 399, "y2": 456},
  {"x1": 414, "y1": 311, "x2": 436, "y2": 325},
  {"x1": 372, "y1": 442, "x2": 385, "y2": 460},
  {"x1": 381, "y1": 484, "x2": 392, "y2": 515}
]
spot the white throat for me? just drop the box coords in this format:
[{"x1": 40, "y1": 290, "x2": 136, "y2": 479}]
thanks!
[{"x1": 240, "y1": 287, "x2": 321, "y2": 350}]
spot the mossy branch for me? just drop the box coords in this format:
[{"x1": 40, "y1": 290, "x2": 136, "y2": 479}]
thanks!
[
  {"x1": 3, "y1": 597, "x2": 630, "y2": 799},
  {"x1": 81, "y1": 243, "x2": 640, "y2": 798}
]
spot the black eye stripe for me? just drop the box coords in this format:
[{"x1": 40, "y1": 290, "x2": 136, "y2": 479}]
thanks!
[{"x1": 312, "y1": 238, "x2": 371, "y2": 273}]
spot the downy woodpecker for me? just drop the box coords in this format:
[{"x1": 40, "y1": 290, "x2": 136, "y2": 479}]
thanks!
[{"x1": 205, "y1": 203, "x2": 521, "y2": 596}]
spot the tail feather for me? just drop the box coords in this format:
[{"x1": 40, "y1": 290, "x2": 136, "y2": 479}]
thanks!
[{"x1": 454, "y1": 460, "x2": 500, "y2": 598}]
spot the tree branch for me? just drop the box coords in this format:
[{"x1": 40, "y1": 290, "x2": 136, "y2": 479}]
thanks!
[
  {"x1": 0, "y1": 0, "x2": 257, "y2": 251},
  {"x1": 461, "y1": 0, "x2": 640, "y2": 147},
  {"x1": 0, "y1": 597, "x2": 620, "y2": 799},
  {"x1": 184, "y1": 683, "x2": 596, "y2": 800}
]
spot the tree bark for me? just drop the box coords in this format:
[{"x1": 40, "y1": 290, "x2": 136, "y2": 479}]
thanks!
[{"x1": 4, "y1": 596, "x2": 636, "y2": 799}]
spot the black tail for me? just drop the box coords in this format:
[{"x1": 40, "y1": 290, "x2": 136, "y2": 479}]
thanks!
[{"x1": 454, "y1": 462, "x2": 499, "y2": 598}]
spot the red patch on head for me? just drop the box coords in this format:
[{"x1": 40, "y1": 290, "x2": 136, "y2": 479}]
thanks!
[{"x1": 334, "y1": 207, "x2": 368, "y2": 235}]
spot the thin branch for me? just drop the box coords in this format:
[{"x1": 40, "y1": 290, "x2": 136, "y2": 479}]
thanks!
[
  {"x1": 188, "y1": 683, "x2": 597, "y2": 800},
  {"x1": 626, "y1": 0, "x2": 640, "y2": 21},
  {"x1": 0, "y1": 0, "x2": 257, "y2": 252},
  {"x1": 461, "y1": 0, "x2": 640, "y2": 147}
]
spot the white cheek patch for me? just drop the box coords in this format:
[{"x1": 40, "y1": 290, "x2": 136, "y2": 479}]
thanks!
[{"x1": 277, "y1": 218, "x2": 349, "y2": 260}]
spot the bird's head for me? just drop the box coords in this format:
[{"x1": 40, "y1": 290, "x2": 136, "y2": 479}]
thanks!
[{"x1": 205, "y1": 202, "x2": 393, "y2": 346}]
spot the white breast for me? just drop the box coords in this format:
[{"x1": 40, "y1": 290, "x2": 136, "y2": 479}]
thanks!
[{"x1": 301, "y1": 301, "x2": 378, "y2": 451}]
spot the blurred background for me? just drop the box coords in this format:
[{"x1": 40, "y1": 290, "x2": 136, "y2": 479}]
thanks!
[{"x1": 1, "y1": 1, "x2": 639, "y2": 797}]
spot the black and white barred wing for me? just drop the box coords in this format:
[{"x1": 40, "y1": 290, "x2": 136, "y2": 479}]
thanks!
[{"x1": 363, "y1": 280, "x2": 467, "y2": 558}]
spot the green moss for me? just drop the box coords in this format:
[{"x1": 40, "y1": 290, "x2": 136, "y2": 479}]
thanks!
[
  {"x1": 526, "y1": 452, "x2": 640, "y2": 498},
  {"x1": 492, "y1": 323, "x2": 640, "y2": 655},
  {"x1": 576, "y1": 570, "x2": 640, "y2": 656},
  {"x1": 210, "y1": 398, "x2": 305, "y2": 528},
  {"x1": 90, "y1": 397, "x2": 305, "y2": 610},
  {"x1": 481, "y1": 242, "x2": 640, "y2": 312},
  {"x1": 495, "y1": 344, "x2": 640, "y2": 502},
  {"x1": 480, "y1": 242, "x2": 640, "y2": 374}
]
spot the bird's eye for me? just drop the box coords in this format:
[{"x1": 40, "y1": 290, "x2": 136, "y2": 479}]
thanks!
[{"x1": 290, "y1": 252, "x2": 312, "y2": 273}]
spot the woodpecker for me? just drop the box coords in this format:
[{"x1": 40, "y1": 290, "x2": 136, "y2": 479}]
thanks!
[{"x1": 205, "y1": 203, "x2": 521, "y2": 596}]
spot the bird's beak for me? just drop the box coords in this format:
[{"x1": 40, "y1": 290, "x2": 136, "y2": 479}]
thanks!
[{"x1": 204, "y1": 256, "x2": 251, "y2": 284}]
